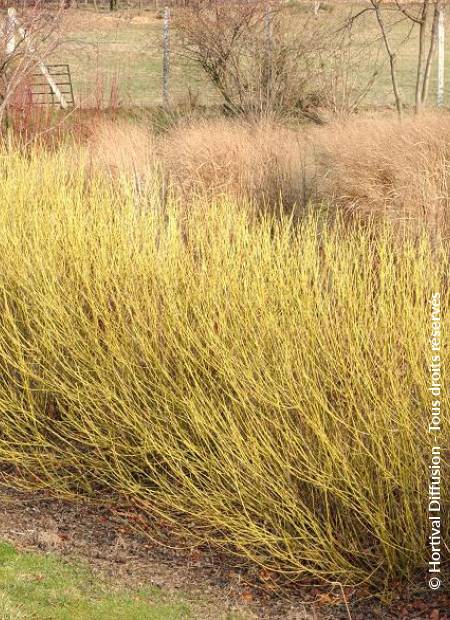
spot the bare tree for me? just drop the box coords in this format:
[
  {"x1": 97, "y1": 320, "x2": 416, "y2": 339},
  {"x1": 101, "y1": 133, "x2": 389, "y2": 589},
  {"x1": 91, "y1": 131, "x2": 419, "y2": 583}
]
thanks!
[
  {"x1": 175, "y1": 0, "x2": 382, "y2": 121},
  {"x1": 351, "y1": 0, "x2": 443, "y2": 117},
  {"x1": 175, "y1": 1, "x2": 346, "y2": 120},
  {"x1": 175, "y1": 1, "x2": 268, "y2": 114},
  {"x1": 0, "y1": 1, "x2": 65, "y2": 125}
]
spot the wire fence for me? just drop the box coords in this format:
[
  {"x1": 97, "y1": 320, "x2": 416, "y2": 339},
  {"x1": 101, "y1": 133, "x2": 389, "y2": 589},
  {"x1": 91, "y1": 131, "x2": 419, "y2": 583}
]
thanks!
[{"x1": 2, "y1": 1, "x2": 449, "y2": 111}]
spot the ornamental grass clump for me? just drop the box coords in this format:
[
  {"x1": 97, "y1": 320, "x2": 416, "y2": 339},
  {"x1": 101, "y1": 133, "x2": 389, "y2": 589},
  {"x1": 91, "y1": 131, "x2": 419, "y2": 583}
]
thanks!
[{"x1": 0, "y1": 147, "x2": 447, "y2": 588}]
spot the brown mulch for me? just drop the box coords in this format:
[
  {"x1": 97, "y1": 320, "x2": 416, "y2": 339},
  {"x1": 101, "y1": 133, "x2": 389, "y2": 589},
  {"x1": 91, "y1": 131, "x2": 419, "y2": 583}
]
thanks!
[{"x1": 0, "y1": 484, "x2": 448, "y2": 620}]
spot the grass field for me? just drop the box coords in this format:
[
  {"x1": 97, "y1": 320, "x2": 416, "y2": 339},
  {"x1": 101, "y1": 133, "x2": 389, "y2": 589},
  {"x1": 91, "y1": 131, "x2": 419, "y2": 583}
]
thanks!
[
  {"x1": 53, "y1": 9, "x2": 213, "y2": 107},
  {"x1": 41, "y1": 3, "x2": 450, "y2": 110},
  {"x1": 0, "y1": 540, "x2": 251, "y2": 620},
  {"x1": 0, "y1": 542, "x2": 191, "y2": 620}
]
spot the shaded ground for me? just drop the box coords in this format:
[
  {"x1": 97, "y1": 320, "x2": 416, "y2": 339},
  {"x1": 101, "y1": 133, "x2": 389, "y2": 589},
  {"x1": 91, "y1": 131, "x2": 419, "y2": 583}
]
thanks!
[{"x1": 0, "y1": 485, "x2": 447, "y2": 620}]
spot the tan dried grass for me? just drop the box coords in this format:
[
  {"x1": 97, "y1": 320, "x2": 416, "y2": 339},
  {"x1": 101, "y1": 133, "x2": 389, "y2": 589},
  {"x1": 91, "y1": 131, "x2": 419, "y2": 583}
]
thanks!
[
  {"x1": 160, "y1": 117, "x2": 311, "y2": 210},
  {"x1": 315, "y1": 112, "x2": 450, "y2": 237},
  {"x1": 86, "y1": 118, "x2": 156, "y2": 178}
]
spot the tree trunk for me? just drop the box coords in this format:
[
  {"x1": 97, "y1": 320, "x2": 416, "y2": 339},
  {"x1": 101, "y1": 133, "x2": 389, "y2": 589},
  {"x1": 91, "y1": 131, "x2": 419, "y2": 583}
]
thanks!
[
  {"x1": 415, "y1": 1, "x2": 429, "y2": 114},
  {"x1": 162, "y1": 6, "x2": 170, "y2": 108},
  {"x1": 436, "y1": 3, "x2": 445, "y2": 106},
  {"x1": 372, "y1": 1, "x2": 403, "y2": 118},
  {"x1": 421, "y1": 3, "x2": 440, "y2": 107}
]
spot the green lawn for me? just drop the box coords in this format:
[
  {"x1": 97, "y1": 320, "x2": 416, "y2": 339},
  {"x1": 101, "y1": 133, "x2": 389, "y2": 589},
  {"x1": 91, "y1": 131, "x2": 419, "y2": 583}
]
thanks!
[{"x1": 0, "y1": 542, "x2": 231, "y2": 620}]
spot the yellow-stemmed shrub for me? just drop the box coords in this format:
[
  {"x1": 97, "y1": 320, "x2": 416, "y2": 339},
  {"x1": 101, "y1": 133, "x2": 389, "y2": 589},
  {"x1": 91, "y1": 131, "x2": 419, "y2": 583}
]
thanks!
[{"x1": 0, "y1": 147, "x2": 447, "y2": 587}]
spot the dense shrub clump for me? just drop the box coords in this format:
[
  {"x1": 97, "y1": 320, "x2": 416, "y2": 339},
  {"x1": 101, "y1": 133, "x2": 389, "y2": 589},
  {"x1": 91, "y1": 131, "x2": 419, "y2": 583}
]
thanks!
[{"x1": 0, "y1": 148, "x2": 448, "y2": 587}]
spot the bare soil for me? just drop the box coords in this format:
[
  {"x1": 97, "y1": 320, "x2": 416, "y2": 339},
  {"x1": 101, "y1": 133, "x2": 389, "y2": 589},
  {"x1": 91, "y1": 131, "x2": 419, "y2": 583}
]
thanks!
[{"x1": 0, "y1": 484, "x2": 447, "y2": 620}]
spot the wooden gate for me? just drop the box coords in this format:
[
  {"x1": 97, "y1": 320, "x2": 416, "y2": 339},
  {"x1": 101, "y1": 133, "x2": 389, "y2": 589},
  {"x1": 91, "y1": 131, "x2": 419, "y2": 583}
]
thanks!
[{"x1": 31, "y1": 64, "x2": 75, "y2": 107}]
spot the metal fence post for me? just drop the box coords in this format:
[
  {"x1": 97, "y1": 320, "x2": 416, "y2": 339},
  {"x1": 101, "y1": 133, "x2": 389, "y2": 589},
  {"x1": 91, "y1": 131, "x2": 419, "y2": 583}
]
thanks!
[
  {"x1": 437, "y1": 4, "x2": 445, "y2": 107},
  {"x1": 162, "y1": 5, "x2": 170, "y2": 108}
]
